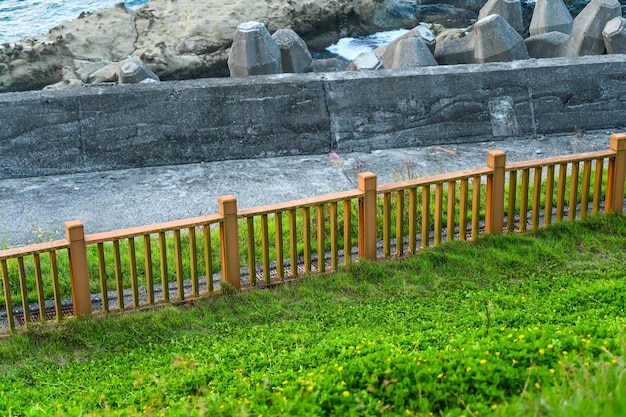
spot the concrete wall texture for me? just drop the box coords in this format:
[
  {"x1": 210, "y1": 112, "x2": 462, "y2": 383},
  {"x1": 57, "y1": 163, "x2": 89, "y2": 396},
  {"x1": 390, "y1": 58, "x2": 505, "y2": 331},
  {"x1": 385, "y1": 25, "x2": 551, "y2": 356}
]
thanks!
[{"x1": 2, "y1": 54, "x2": 626, "y2": 179}]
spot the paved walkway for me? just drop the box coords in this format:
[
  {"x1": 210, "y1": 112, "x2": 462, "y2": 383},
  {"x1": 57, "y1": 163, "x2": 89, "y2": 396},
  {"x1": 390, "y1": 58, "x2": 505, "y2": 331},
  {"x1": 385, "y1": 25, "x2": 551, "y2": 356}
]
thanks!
[{"x1": 0, "y1": 131, "x2": 616, "y2": 247}]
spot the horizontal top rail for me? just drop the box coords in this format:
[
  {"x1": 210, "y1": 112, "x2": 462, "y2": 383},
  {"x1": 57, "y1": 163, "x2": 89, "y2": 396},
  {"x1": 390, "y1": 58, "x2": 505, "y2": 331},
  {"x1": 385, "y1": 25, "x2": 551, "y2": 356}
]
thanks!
[
  {"x1": 85, "y1": 213, "x2": 224, "y2": 245},
  {"x1": 377, "y1": 167, "x2": 493, "y2": 193},
  {"x1": 0, "y1": 239, "x2": 69, "y2": 260},
  {"x1": 238, "y1": 190, "x2": 363, "y2": 218},
  {"x1": 506, "y1": 149, "x2": 615, "y2": 172}
]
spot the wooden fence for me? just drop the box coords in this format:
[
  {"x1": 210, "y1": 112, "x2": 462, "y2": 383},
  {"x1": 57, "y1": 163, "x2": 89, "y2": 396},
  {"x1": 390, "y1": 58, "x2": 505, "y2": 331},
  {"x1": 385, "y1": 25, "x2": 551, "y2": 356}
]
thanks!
[{"x1": 1, "y1": 134, "x2": 625, "y2": 333}]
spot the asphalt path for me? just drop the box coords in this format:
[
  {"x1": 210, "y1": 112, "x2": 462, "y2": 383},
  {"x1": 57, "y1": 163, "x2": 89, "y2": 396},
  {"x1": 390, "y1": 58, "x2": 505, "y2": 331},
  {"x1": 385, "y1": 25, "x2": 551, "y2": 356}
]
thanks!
[{"x1": 0, "y1": 131, "x2": 616, "y2": 247}]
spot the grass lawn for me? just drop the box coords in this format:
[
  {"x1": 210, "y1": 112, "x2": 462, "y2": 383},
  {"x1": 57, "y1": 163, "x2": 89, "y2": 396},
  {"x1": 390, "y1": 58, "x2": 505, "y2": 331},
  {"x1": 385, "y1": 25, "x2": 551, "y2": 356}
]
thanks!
[{"x1": 1, "y1": 214, "x2": 625, "y2": 416}]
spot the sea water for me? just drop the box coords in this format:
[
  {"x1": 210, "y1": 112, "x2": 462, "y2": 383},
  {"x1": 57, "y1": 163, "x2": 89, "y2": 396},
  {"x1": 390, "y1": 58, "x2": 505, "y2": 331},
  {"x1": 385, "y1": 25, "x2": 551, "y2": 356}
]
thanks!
[{"x1": 0, "y1": 0, "x2": 149, "y2": 43}]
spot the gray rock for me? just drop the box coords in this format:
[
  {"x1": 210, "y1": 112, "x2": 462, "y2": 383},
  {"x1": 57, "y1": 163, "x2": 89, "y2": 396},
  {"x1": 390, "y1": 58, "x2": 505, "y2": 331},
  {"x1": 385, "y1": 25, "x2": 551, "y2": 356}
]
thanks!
[
  {"x1": 525, "y1": 32, "x2": 569, "y2": 58},
  {"x1": 474, "y1": 14, "x2": 529, "y2": 63},
  {"x1": 271, "y1": 29, "x2": 313, "y2": 73},
  {"x1": 228, "y1": 22, "x2": 282, "y2": 77},
  {"x1": 434, "y1": 33, "x2": 476, "y2": 65},
  {"x1": 529, "y1": 0, "x2": 573, "y2": 36},
  {"x1": 118, "y1": 61, "x2": 160, "y2": 84},
  {"x1": 176, "y1": 35, "x2": 221, "y2": 55},
  {"x1": 603, "y1": 16, "x2": 626, "y2": 54},
  {"x1": 478, "y1": 0, "x2": 524, "y2": 33},
  {"x1": 88, "y1": 62, "x2": 120, "y2": 84},
  {"x1": 347, "y1": 52, "x2": 383, "y2": 71},
  {"x1": 43, "y1": 78, "x2": 84, "y2": 90},
  {"x1": 380, "y1": 37, "x2": 437, "y2": 69},
  {"x1": 562, "y1": 0, "x2": 621, "y2": 56}
]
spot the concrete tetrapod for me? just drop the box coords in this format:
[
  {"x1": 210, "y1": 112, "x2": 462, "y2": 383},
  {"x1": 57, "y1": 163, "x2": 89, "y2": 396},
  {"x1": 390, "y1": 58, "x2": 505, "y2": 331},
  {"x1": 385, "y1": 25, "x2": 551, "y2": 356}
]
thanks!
[
  {"x1": 380, "y1": 37, "x2": 437, "y2": 69},
  {"x1": 562, "y1": 0, "x2": 621, "y2": 56},
  {"x1": 474, "y1": 14, "x2": 529, "y2": 63},
  {"x1": 525, "y1": 32, "x2": 570, "y2": 58},
  {"x1": 477, "y1": 0, "x2": 524, "y2": 33},
  {"x1": 387, "y1": 25, "x2": 437, "y2": 54},
  {"x1": 529, "y1": 0, "x2": 573, "y2": 36},
  {"x1": 228, "y1": 22, "x2": 282, "y2": 77},
  {"x1": 347, "y1": 52, "x2": 383, "y2": 71},
  {"x1": 434, "y1": 33, "x2": 476, "y2": 65},
  {"x1": 118, "y1": 61, "x2": 160, "y2": 84},
  {"x1": 271, "y1": 29, "x2": 313, "y2": 73},
  {"x1": 603, "y1": 16, "x2": 626, "y2": 54}
]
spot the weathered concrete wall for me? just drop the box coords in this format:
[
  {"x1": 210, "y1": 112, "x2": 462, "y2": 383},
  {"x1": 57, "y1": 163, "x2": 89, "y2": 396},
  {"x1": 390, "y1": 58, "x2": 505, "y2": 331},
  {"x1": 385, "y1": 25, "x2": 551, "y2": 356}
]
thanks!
[
  {"x1": 0, "y1": 75, "x2": 331, "y2": 178},
  {"x1": 324, "y1": 54, "x2": 626, "y2": 151},
  {"x1": 1, "y1": 54, "x2": 626, "y2": 179}
]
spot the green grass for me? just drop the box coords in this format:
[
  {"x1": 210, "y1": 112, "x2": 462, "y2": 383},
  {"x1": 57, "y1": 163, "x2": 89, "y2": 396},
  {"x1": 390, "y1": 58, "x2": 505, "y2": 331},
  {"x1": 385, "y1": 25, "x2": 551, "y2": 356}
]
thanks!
[{"x1": 0, "y1": 214, "x2": 625, "y2": 416}]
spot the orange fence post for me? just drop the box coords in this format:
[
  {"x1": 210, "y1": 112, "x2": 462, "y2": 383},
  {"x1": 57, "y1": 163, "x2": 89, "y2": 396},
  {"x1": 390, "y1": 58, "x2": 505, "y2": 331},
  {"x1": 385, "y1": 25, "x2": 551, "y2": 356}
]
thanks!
[
  {"x1": 218, "y1": 195, "x2": 241, "y2": 291},
  {"x1": 65, "y1": 220, "x2": 92, "y2": 315},
  {"x1": 486, "y1": 150, "x2": 506, "y2": 235},
  {"x1": 608, "y1": 133, "x2": 626, "y2": 214},
  {"x1": 358, "y1": 172, "x2": 378, "y2": 261}
]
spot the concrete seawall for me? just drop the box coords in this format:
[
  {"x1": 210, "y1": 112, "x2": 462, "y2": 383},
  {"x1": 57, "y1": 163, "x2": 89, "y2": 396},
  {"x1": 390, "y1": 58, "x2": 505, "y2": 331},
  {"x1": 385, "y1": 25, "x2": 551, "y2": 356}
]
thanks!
[{"x1": 2, "y1": 54, "x2": 626, "y2": 179}]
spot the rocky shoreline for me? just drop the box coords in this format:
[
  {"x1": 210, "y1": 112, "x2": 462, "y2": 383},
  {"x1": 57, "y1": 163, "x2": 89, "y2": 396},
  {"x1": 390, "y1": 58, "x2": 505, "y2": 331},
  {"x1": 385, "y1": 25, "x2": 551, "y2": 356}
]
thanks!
[{"x1": 0, "y1": 0, "x2": 625, "y2": 93}]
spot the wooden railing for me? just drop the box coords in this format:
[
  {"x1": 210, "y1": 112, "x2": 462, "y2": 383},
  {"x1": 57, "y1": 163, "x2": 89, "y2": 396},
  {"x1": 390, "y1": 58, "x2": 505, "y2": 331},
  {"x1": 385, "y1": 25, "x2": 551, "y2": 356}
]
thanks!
[{"x1": 1, "y1": 134, "x2": 624, "y2": 332}]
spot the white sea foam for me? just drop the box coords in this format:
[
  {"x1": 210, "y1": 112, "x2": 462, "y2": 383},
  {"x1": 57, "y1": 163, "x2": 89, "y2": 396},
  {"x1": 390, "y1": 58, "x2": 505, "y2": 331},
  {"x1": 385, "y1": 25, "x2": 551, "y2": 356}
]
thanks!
[{"x1": 326, "y1": 28, "x2": 410, "y2": 61}]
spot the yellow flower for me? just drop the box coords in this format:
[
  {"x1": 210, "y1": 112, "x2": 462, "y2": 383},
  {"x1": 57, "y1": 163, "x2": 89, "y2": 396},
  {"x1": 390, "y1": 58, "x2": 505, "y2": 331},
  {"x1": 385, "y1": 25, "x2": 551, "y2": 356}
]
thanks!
[
  {"x1": 343, "y1": 391, "x2": 350, "y2": 397},
  {"x1": 466, "y1": 367, "x2": 472, "y2": 372},
  {"x1": 535, "y1": 382, "x2": 541, "y2": 389},
  {"x1": 495, "y1": 352, "x2": 501, "y2": 356},
  {"x1": 562, "y1": 351, "x2": 568, "y2": 356},
  {"x1": 492, "y1": 404, "x2": 498, "y2": 410},
  {"x1": 437, "y1": 373, "x2": 443, "y2": 379},
  {"x1": 507, "y1": 334, "x2": 513, "y2": 338},
  {"x1": 539, "y1": 349, "x2": 545, "y2": 355},
  {"x1": 549, "y1": 368, "x2": 555, "y2": 374},
  {"x1": 338, "y1": 366, "x2": 344, "y2": 372},
  {"x1": 547, "y1": 344, "x2": 554, "y2": 349},
  {"x1": 480, "y1": 359, "x2": 487, "y2": 365},
  {"x1": 519, "y1": 335, "x2": 525, "y2": 339}
]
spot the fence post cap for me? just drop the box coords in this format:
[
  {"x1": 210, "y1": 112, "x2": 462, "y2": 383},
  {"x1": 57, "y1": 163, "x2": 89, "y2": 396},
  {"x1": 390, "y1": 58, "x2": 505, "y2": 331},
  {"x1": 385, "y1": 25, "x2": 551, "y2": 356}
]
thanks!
[
  {"x1": 65, "y1": 220, "x2": 85, "y2": 241},
  {"x1": 358, "y1": 172, "x2": 377, "y2": 191},
  {"x1": 218, "y1": 194, "x2": 238, "y2": 215},
  {"x1": 65, "y1": 219, "x2": 84, "y2": 228},
  {"x1": 610, "y1": 133, "x2": 626, "y2": 151},
  {"x1": 487, "y1": 150, "x2": 506, "y2": 168}
]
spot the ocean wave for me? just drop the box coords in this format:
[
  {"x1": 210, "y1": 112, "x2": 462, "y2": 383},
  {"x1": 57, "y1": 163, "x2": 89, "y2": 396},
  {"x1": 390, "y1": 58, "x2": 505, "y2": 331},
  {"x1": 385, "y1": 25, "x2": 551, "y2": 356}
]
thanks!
[{"x1": 326, "y1": 29, "x2": 410, "y2": 61}]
